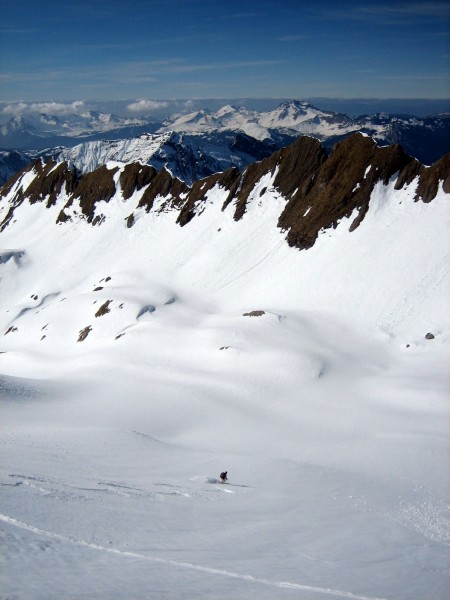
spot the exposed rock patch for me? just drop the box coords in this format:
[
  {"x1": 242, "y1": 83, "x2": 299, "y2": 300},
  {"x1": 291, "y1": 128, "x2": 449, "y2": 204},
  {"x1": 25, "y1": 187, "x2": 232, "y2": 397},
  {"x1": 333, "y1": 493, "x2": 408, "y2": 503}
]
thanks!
[
  {"x1": 178, "y1": 168, "x2": 240, "y2": 226},
  {"x1": 224, "y1": 136, "x2": 327, "y2": 221},
  {"x1": 415, "y1": 153, "x2": 450, "y2": 202},
  {"x1": 119, "y1": 163, "x2": 157, "y2": 200},
  {"x1": 278, "y1": 134, "x2": 422, "y2": 249},
  {"x1": 66, "y1": 165, "x2": 118, "y2": 223},
  {"x1": 126, "y1": 213, "x2": 135, "y2": 228},
  {"x1": 56, "y1": 209, "x2": 71, "y2": 224},
  {"x1": 77, "y1": 326, "x2": 92, "y2": 342},
  {"x1": 95, "y1": 300, "x2": 112, "y2": 317},
  {"x1": 26, "y1": 160, "x2": 78, "y2": 207},
  {"x1": 0, "y1": 160, "x2": 77, "y2": 231},
  {"x1": 0, "y1": 159, "x2": 76, "y2": 207},
  {"x1": 138, "y1": 168, "x2": 188, "y2": 213}
]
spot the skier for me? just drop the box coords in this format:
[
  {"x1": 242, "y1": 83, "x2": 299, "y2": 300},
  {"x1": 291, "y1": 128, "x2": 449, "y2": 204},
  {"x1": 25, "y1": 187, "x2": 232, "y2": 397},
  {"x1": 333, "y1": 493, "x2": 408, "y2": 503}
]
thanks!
[{"x1": 220, "y1": 471, "x2": 228, "y2": 483}]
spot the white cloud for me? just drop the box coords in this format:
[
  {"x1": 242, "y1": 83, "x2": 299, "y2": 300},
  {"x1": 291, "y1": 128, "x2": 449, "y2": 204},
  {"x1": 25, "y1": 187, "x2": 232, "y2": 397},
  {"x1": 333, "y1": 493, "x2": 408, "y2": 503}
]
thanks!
[
  {"x1": 31, "y1": 101, "x2": 85, "y2": 115},
  {"x1": 127, "y1": 99, "x2": 169, "y2": 113},
  {"x1": 1, "y1": 100, "x2": 85, "y2": 116},
  {"x1": 1, "y1": 102, "x2": 29, "y2": 115}
]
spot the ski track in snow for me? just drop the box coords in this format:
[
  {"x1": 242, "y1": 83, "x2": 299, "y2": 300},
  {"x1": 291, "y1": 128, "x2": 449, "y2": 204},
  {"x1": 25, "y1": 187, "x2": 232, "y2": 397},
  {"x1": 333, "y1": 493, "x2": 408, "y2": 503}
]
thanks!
[
  {"x1": 0, "y1": 512, "x2": 391, "y2": 600},
  {"x1": 5, "y1": 473, "x2": 239, "y2": 503},
  {"x1": 379, "y1": 253, "x2": 449, "y2": 331},
  {"x1": 209, "y1": 239, "x2": 285, "y2": 292}
]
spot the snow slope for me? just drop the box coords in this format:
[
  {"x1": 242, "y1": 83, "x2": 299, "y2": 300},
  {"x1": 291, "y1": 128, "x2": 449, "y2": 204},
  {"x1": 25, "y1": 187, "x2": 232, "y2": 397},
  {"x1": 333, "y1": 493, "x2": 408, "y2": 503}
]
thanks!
[
  {"x1": 0, "y1": 160, "x2": 449, "y2": 599},
  {"x1": 56, "y1": 133, "x2": 174, "y2": 174},
  {"x1": 159, "y1": 105, "x2": 272, "y2": 140}
]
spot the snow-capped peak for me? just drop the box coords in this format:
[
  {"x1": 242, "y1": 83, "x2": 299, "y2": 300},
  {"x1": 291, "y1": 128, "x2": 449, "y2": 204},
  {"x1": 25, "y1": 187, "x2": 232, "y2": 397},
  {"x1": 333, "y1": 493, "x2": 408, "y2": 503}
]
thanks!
[{"x1": 0, "y1": 116, "x2": 35, "y2": 135}]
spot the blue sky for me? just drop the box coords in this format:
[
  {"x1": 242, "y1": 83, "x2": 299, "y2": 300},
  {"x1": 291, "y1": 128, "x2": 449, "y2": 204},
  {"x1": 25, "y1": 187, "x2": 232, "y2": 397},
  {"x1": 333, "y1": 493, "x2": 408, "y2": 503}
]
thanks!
[{"x1": 0, "y1": 0, "x2": 449, "y2": 104}]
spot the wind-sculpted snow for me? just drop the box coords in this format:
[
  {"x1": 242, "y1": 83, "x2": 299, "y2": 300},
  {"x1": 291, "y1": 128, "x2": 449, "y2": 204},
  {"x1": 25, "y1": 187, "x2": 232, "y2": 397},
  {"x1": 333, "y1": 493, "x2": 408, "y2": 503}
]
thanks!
[
  {"x1": 0, "y1": 249, "x2": 25, "y2": 265},
  {"x1": 1, "y1": 512, "x2": 400, "y2": 600},
  {"x1": 0, "y1": 131, "x2": 449, "y2": 599}
]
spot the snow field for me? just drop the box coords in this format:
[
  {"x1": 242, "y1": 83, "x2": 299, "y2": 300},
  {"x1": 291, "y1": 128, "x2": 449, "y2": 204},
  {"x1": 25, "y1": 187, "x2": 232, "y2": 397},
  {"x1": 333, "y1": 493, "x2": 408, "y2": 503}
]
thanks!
[{"x1": 0, "y1": 163, "x2": 449, "y2": 598}]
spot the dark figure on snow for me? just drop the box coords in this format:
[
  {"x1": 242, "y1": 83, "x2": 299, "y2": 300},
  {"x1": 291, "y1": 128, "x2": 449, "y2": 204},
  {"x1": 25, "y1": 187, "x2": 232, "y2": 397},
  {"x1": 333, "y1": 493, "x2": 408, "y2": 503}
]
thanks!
[{"x1": 220, "y1": 471, "x2": 228, "y2": 483}]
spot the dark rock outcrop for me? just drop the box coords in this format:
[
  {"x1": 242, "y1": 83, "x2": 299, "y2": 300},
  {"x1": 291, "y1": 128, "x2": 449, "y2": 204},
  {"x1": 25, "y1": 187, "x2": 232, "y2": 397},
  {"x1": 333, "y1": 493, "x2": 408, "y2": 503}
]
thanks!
[
  {"x1": 414, "y1": 153, "x2": 450, "y2": 203},
  {"x1": 66, "y1": 164, "x2": 118, "y2": 223},
  {"x1": 0, "y1": 159, "x2": 78, "y2": 231},
  {"x1": 178, "y1": 167, "x2": 240, "y2": 226},
  {"x1": 119, "y1": 163, "x2": 157, "y2": 200},
  {"x1": 277, "y1": 134, "x2": 421, "y2": 249},
  {"x1": 26, "y1": 160, "x2": 78, "y2": 207},
  {"x1": 95, "y1": 300, "x2": 112, "y2": 317},
  {"x1": 137, "y1": 168, "x2": 188, "y2": 213},
  {"x1": 77, "y1": 326, "x2": 92, "y2": 342},
  {"x1": 126, "y1": 213, "x2": 135, "y2": 228}
]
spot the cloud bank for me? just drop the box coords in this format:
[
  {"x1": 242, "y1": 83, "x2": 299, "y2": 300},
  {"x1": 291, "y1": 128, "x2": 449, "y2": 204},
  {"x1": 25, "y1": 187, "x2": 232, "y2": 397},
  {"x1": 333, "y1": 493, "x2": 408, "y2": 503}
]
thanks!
[
  {"x1": 1, "y1": 101, "x2": 86, "y2": 116},
  {"x1": 127, "y1": 99, "x2": 169, "y2": 113}
]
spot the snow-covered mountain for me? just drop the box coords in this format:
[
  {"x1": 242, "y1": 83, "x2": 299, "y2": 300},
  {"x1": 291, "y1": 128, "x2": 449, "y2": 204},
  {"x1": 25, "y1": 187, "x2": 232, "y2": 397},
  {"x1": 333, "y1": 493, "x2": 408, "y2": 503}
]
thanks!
[
  {"x1": 2, "y1": 111, "x2": 149, "y2": 138},
  {"x1": 53, "y1": 131, "x2": 286, "y2": 185},
  {"x1": 159, "y1": 104, "x2": 271, "y2": 140},
  {"x1": 157, "y1": 100, "x2": 450, "y2": 164},
  {"x1": 0, "y1": 150, "x2": 35, "y2": 187},
  {"x1": 1, "y1": 100, "x2": 448, "y2": 184},
  {"x1": 0, "y1": 111, "x2": 158, "y2": 157},
  {"x1": 1, "y1": 134, "x2": 449, "y2": 600},
  {"x1": 159, "y1": 100, "x2": 358, "y2": 140}
]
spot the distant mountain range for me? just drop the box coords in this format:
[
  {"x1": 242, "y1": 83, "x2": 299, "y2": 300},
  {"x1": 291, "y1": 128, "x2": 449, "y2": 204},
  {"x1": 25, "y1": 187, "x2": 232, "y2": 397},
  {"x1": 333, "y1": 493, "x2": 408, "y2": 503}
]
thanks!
[
  {"x1": 0, "y1": 111, "x2": 154, "y2": 144},
  {"x1": 0, "y1": 100, "x2": 449, "y2": 185}
]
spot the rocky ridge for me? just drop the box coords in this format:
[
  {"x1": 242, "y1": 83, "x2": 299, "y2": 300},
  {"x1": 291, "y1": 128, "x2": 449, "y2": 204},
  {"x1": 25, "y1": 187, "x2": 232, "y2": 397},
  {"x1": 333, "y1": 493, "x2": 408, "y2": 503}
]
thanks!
[{"x1": 1, "y1": 133, "x2": 449, "y2": 251}]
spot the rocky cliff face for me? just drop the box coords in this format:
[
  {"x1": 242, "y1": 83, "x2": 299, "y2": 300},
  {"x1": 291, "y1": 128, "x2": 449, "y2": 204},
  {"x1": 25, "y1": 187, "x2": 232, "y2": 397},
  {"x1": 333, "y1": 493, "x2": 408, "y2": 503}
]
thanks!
[
  {"x1": 1, "y1": 133, "x2": 449, "y2": 250},
  {"x1": 278, "y1": 135, "x2": 423, "y2": 248}
]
